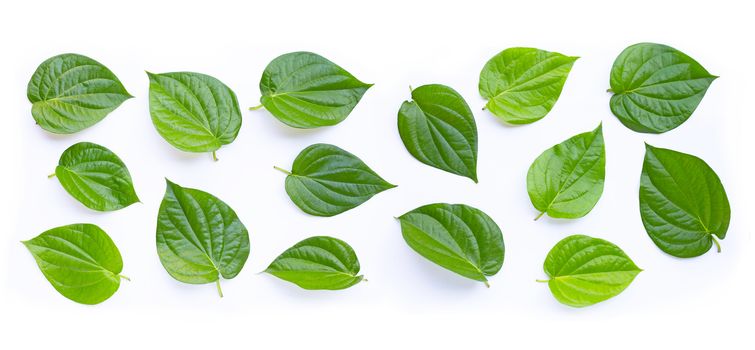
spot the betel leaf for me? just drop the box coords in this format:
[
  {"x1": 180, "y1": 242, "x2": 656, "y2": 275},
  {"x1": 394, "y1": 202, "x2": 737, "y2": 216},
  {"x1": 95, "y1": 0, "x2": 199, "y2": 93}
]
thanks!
[
  {"x1": 527, "y1": 124, "x2": 605, "y2": 220},
  {"x1": 541, "y1": 234, "x2": 642, "y2": 308},
  {"x1": 609, "y1": 43, "x2": 718, "y2": 133},
  {"x1": 254, "y1": 51, "x2": 373, "y2": 128},
  {"x1": 156, "y1": 179, "x2": 250, "y2": 296},
  {"x1": 640, "y1": 144, "x2": 730, "y2": 257},
  {"x1": 479, "y1": 47, "x2": 578, "y2": 124},
  {"x1": 27, "y1": 53, "x2": 133, "y2": 134},
  {"x1": 398, "y1": 84, "x2": 478, "y2": 182},
  {"x1": 275, "y1": 143, "x2": 395, "y2": 217},
  {"x1": 52, "y1": 142, "x2": 139, "y2": 211},
  {"x1": 22, "y1": 223, "x2": 128, "y2": 305},
  {"x1": 397, "y1": 203, "x2": 504, "y2": 285},
  {"x1": 147, "y1": 71, "x2": 242, "y2": 160},
  {"x1": 265, "y1": 236, "x2": 364, "y2": 290}
]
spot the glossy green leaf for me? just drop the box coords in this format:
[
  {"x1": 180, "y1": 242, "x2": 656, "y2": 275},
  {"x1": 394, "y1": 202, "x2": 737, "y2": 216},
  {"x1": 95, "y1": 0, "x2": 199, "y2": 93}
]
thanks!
[
  {"x1": 542, "y1": 234, "x2": 641, "y2": 308},
  {"x1": 147, "y1": 71, "x2": 242, "y2": 157},
  {"x1": 277, "y1": 143, "x2": 395, "y2": 217},
  {"x1": 397, "y1": 203, "x2": 504, "y2": 285},
  {"x1": 27, "y1": 53, "x2": 132, "y2": 134},
  {"x1": 265, "y1": 236, "x2": 364, "y2": 290},
  {"x1": 479, "y1": 47, "x2": 577, "y2": 124},
  {"x1": 256, "y1": 51, "x2": 372, "y2": 128},
  {"x1": 609, "y1": 43, "x2": 717, "y2": 133},
  {"x1": 527, "y1": 124, "x2": 605, "y2": 220},
  {"x1": 53, "y1": 142, "x2": 139, "y2": 211},
  {"x1": 22, "y1": 223, "x2": 127, "y2": 305},
  {"x1": 640, "y1": 144, "x2": 730, "y2": 257},
  {"x1": 398, "y1": 84, "x2": 478, "y2": 182},
  {"x1": 156, "y1": 180, "x2": 250, "y2": 296}
]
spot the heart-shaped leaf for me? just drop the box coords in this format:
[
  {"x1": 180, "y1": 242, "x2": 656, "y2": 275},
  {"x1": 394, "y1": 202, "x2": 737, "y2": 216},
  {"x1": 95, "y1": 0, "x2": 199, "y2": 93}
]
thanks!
[
  {"x1": 276, "y1": 143, "x2": 395, "y2": 217},
  {"x1": 609, "y1": 43, "x2": 717, "y2": 133},
  {"x1": 541, "y1": 234, "x2": 642, "y2": 308},
  {"x1": 22, "y1": 223, "x2": 128, "y2": 305},
  {"x1": 52, "y1": 142, "x2": 139, "y2": 211},
  {"x1": 398, "y1": 84, "x2": 478, "y2": 182},
  {"x1": 640, "y1": 144, "x2": 730, "y2": 257},
  {"x1": 265, "y1": 236, "x2": 364, "y2": 290},
  {"x1": 27, "y1": 53, "x2": 132, "y2": 134},
  {"x1": 397, "y1": 203, "x2": 504, "y2": 285}
]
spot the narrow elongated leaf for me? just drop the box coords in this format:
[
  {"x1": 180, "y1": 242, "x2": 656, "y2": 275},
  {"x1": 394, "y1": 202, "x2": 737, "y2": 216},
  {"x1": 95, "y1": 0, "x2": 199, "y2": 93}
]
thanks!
[
  {"x1": 542, "y1": 234, "x2": 641, "y2": 308},
  {"x1": 609, "y1": 43, "x2": 717, "y2": 133},
  {"x1": 640, "y1": 144, "x2": 730, "y2": 257},
  {"x1": 527, "y1": 124, "x2": 605, "y2": 220},
  {"x1": 27, "y1": 53, "x2": 132, "y2": 134},
  {"x1": 265, "y1": 236, "x2": 364, "y2": 290},
  {"x1": 22, "y1": 223, "x2": 127, "y2": 305},
  {"x1": 256, "y1": 51, "x2": 372, "y2": 128},
  {"x1": 53, "y1": 142, "x2": 139, "y2": 211},
  {"x1": 156, "y1": 180, "x2": 250, "y2": 295},
  {"x1": 398, "y1": 84, "x2": 478, "y2": 182},
  {"x1": 479, "y1": 47, "x2": 578, "y2": 124},
  {"x1": 147, "y1": 72, "x2": 242, "y2": 157},
  {"x1": 277, "y1": 143, "x2": 395, "y2": 217},
  {"x1": 397, "y1": 203, "x2": 504, "y2": 285}
]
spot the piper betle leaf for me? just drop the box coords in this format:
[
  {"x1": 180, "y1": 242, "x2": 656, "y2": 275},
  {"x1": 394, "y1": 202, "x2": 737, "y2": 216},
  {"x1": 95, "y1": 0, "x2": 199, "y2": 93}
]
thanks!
[
  {"x1": 53, "y1": 142, "x2": 139, "y2": 211},
  {"x1": 27, "y1": 53, "x2": 132, "y2": 134},
  {"x1": 265, "y1": 236, "x2": 364, "y2": 290},
  {"x1": 397, "y1": 203, "x2": 504, "y2": 285},
  {"x1": 398, "y1": 84, "x2": 478, "y2": 182},
  {"x1": 147, "y1": 71, "x2": 242, "y2": 157},
  {"x1": 479, "y1": 47, "x2": 578, "y2": 124},
  {"x1": 156, "y1": 180, "x2": 250, "y2": 296},
  {"x1": 22, "y1": 223, "x2": 127, "y2": 305},
  {"x1": 257, "y1": 51, "x2": 372, "y2": 128},
  {"x1": 640, "y1": 144, "x2": 730, "y2": 257},
  {"x1": 527, "y1": 124, "x2": 605, "y2": 220},
  {"x1": 277, "y1": 143, "x2": 395, "y2": 217},
  {"x1": 609, "y1": 43, "x2": 717, "y2": 133},
  {"x1": 542, "y1": 234, "x2": 641, "y2": 308}
]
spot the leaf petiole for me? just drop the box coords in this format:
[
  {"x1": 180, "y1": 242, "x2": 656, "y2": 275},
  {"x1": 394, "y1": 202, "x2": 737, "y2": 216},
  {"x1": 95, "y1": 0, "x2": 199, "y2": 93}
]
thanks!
[
  {"x1": 534, "y1": 211, "x2": 545, "y2": 221},
  {"x1": 215, "y1": 279, "x2": 223, "y2": 298},
  {"x1": 47, "y1": 173, "x2": 56, "y2": 179},
  {"x1": 273, "y1": 166, "x2": 292, "y2": 175},
  {"x1": 536, "y1": 279, "x2": 549, "y2": 283},
  {"x1": 711, "y1": 235, "x2": 722, "y2": 253},
  {"x1": 119, "y1": 274, "x2": 131, "y2": 281},
  {"x1": 249, "y1": 104, "x2": 264, "y2": 111},
  {"x1": 212, "y1": 151, "x2": 218, "y2": 162}
]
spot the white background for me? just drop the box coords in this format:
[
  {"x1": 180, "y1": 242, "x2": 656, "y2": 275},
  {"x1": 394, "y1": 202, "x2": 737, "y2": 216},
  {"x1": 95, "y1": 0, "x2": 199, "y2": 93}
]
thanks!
[{"x1": 1, "y1": 0, "x2": 753, "y2": 348}]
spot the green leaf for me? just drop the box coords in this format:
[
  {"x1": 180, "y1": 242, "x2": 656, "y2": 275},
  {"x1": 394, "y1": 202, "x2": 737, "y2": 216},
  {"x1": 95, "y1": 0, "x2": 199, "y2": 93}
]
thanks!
[
  {"x1": 640, "y1": 144, "x2": 730, "y2": 257},
  {"x1": 542, "y1": 234, "x2": 642, "y2": 308},
  {"x1": 265, "y1": 236, "x2": 364, "y2": 290},
  {"x1": 22, "y1": 223, "x2": 127, "y2": 305},
  {"x1": 479, "y1": 47, "x2": 578, "y2": 124},
  {"x1": 277, "y1": 143, "x2": 395, "y2": 217},
  {"x1": 147, "y1": 71, "x2": 242, "y2": 156},
  {"x1": 609, "y1": 43, "x2": 717, "y2": 133},
  {"x1": 27, "y1": 53, "x2": 133, "y2": 134},
  {"x1": 53, "y1": 142, "x2": 139, "y2": 211},
  {"x1": 527, "y1": 124, "x2": 605, "y2": 220},
  {"x1": 156, "y1": 179, "x2": 250, "y2": 296},
  {"x1": 397, "y1": 203, "x2": 504, "y2": 284},
  {"x1": 257, "y1": 51, "x2": 372, "y2": 128},
  {"x1": 398, "y1": 84, "x2": 478, "y2": 182}
]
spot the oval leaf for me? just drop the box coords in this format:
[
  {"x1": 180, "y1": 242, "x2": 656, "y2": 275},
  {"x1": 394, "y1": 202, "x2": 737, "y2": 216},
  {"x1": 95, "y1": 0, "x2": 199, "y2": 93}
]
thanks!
[
  {"x1": 147, "y1": 71, "x2": 242, "y2": 156},
  {"x1": 265, "y1": 236, "x2": 364, "y2": 290},
  {"x1": 527, "y1": 124, "x2": 605, "y2": 220},
  {"x1": 640, "y1": 144, "x2": 730, "y2": 257},
  {"x1": 27, "y1": 53, "x2": 132, "y2": 134},
  {"x1": 398, "y1": 84, "x2": 478, "y2": 182},
  {"x1": 542, "y1": 234, "x2": 642, "y2": 308},
  {"x1": 257, "y1": 51, "x2": 372, "y2": 128},
  {"x1": 609, "y1": 43, "x2": 717, "y2": 133},
  {"x1": 277, "y1": 143, "x2": 395, "y2": 217},
  {"x1": 479, "y1": 47, "x2": 578, "y2": 124},
  {"x1": 397, "y1": 203, "x2": 504, "y2": 284},
  {"x1": 22, "y1": 223, "x2": 127, "y2": 305},
  {"x1": 53, "y1": 142, "x2": 139, "y2": 211}
]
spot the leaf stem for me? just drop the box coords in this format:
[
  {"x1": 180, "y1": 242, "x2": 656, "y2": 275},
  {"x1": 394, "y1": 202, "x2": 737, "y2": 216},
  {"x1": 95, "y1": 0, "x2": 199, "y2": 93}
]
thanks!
[
  {"x1": 408, "y1": 85, "x2": 413, "y2": 93},
  {"x1": 606, "y1": 88, "x2": 614, "y2": 93},
  {"x1": 215, "y1": 279, "x2": 224, "y2": 298},
  {"x1": 212, "y1": 151, "x2": 218, "y2": 162},
  {"x1": 273, "y1": 166, "x2": 292, "y2": 175},
  {"x1": 483, "y1": 280, "x2": 490, "y2": 288},
  {"x1": 119, "y1": 274, "x2": 131, "y2": 281},
  {"x1": 47, "y1": 173, "x2": 56, "y2": 179},
  {"x1": 711, "y1": 235, "x2": 722, "y2": 253},
  {"x1": 536, "y1": 279, "x2": 549, "y2": 283},
  {"x1": 534, "y1": 211, "x2": 545, "y2": 221},
  {"x1": 249, "y1": 104, "x2": 264, "y2": 111}
]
